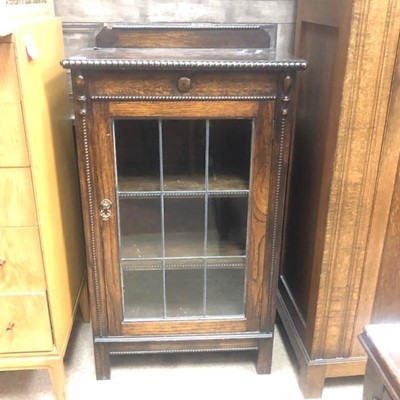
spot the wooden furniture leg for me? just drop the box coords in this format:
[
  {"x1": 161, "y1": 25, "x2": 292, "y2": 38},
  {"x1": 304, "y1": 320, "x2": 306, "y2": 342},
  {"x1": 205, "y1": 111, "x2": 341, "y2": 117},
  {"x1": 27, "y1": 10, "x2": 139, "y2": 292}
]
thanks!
[
  {"x1": 256, "y1": 339, "x2": 273, "y2": 374},
  {"x1": 299, "y1": 364, "x2": 327, "y2": 399},
  {"x1": 94, "y1": 343, "x2": 110, "y2": 380},
  {"x1": 48, "y1": 358, "x2": 66, "y2": 400}
]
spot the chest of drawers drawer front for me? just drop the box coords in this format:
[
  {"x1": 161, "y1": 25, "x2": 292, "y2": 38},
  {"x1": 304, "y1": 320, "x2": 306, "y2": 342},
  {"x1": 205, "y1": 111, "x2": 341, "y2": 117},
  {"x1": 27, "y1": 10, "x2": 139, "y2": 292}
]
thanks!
[
  {"x1": 0, "y1": 42, "x2": 20, "y2": 104},
  {"x1": 0, "y1": 168, "x2": 37, "y2": 227},
  {"x1": 0, "y1": 103, "x2": 30, "y2": 167},
  {"x1": 0, "y1": 293, "x2": 53, "y2": 354},
  {"x1": 0, "y1": 228, "x2": 45, "y2": 293},
  {"x1": 87, "y1": 70, "x2": 277, "y2": 98}
]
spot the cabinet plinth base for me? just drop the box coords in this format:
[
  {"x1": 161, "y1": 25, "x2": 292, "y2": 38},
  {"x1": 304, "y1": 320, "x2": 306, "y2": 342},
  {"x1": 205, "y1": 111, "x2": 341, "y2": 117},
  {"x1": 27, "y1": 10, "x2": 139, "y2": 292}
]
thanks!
[
  {"x1": 93, "y1": 333, "x2": 273, "y2": 380},
  {"x1": 277, "y1": 289, "x2": 366, "y2": 398},
  {"x1": 0, "y1": 354, "x2": 66, "y2": 400}
]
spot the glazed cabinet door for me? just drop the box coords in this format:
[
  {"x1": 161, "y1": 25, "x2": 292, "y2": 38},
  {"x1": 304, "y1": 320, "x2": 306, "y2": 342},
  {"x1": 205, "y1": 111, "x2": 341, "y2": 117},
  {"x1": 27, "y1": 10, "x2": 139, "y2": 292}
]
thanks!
[{"x1": 86, "y1": 100, "x2": 275, "y2": 337}]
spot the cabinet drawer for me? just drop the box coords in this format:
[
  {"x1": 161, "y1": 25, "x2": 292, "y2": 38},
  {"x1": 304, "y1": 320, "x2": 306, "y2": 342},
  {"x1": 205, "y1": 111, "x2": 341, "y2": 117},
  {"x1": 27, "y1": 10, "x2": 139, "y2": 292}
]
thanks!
[
  {"x1": 0, "y1": 168, "x2": 37, "y2": 227},
  {"x1": 0, "y1": 228, "x2": 45, "y2": 292},
  {"x1": 0, "y1": 103, "x2": 30, "y2": 167},
  {"x1": 0, "y1": 293, "x2": 53, "y2": 354},
  {"x1": 88, "y1": 70, "x2": 277, "y2": 98},
  {"x1": 0, "y1": 42, "x2": 20, "y2": 104}
]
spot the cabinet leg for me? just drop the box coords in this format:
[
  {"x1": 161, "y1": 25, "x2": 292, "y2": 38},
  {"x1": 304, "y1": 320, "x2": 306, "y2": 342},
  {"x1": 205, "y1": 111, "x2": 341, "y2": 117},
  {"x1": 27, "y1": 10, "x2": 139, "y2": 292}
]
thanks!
[
  {"x1": 298, "y1": 363, "x2": 327, "y2": 399},
  {"x1": 94, "y1": 343, "x2": 111, "y2": 380},
  {"x1": 79, "y1": 278, "x2": 90, "y2": 323},
  {"x1": 48, "y1": 358, "x2": 66, "y2": 400},
  {"x1": 256, "y1": 339, "x2": 273, "y2": 374}
]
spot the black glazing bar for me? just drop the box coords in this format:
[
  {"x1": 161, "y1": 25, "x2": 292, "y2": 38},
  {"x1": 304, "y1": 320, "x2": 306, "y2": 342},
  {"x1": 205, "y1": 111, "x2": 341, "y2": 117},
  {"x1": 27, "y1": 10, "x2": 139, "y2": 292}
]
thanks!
[
  {"x1": 203, "y1": 120, "x2": 210, "y2": 316},
  {"x1": 159, "y1": 120, "x2": 167, "y2": 319},
  {"x1": 117, "y1": 190, "x2": 249, "y2": 198}
]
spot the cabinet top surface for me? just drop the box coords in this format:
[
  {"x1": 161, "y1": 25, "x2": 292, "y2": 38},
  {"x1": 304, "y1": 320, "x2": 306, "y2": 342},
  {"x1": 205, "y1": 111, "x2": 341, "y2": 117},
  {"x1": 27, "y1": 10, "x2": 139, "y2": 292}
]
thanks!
[
  {"x1": 61, "y1": 24, "x2": 307, "y2": 72},
  {"x1": 361, "y1": 324, "x2": 400, "y2": 392}
]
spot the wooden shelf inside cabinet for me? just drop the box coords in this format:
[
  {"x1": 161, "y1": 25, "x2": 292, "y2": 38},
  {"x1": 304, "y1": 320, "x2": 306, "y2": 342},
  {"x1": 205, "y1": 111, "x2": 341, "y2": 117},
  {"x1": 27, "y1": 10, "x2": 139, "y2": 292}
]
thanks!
[
  {"x1": 62, "y1": 23, "x2": 306, "y2": 380},
  {"x1": 118, "y1": 174, "x2": 250, "y2": 193}
]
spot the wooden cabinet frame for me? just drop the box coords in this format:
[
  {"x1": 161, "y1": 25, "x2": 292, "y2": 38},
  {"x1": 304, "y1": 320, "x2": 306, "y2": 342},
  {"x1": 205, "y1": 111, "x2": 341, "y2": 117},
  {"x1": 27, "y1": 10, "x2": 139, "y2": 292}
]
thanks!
[{"x1": 64, "y1": 23, "x2": 306, "y2": 379}]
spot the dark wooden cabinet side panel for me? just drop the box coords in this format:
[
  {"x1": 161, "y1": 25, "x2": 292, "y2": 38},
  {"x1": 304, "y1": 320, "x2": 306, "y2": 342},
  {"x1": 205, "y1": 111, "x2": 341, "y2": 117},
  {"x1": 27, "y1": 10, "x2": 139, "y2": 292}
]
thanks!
[
  {"x1": 371, "y1": 144, "x2": 400, "y2": 323},
  {"x1": 73, "y1": 96, "x2": 110, "y2": 336},
  {"x1": 280, "y1": 22, "x2": 338, "y2": 343},
  {"x1": 246, "y1": 102, "x2": 274, "y2": 331},
  {"x1": 370, "y1": 41, "x2": 400, "y2": 324},
  {"x1": 262, "y1": 75, "x2": 296, "y2": 333},
  {"x1": 89, "y1": 102, "x2": 124, "y2": 335}
]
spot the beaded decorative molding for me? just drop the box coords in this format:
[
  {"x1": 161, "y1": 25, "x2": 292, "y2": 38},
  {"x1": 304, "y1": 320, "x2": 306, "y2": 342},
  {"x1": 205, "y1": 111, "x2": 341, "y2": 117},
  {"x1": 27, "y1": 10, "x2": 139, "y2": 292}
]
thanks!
[
  {"x1": 110, "y1": 23, "x2": 264, "y2": 30},
  {"x1": 61, "y1": 59, "x2": 308, "y2": 71},
  {"x1": 91, "y1": 95, "x2": 276, "y2": 102}
]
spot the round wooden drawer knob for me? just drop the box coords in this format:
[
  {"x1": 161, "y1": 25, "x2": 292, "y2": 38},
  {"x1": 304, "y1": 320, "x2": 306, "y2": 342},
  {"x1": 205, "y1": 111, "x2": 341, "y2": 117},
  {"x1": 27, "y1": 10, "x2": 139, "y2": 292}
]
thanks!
[{"x1": 177, "y1": 77, "x2": 191, "y2": 93}]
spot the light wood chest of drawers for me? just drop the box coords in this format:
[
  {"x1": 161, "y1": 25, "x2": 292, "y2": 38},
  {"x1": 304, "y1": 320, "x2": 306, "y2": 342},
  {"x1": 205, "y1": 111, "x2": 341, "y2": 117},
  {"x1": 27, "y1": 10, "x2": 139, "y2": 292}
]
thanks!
[{"x1": 0, "y1": 17, "x2": 87, "y2": 400}]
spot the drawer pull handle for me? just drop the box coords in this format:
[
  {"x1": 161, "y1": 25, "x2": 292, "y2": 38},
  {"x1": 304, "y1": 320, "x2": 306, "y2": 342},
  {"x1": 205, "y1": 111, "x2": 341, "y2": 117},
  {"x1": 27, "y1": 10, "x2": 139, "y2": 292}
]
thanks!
[
  {"x1": 0, "y1": 259, "x2": 6, "y2": 268},
  {"x1": 6, "y1": 322, "x2": 15, "y2": 331},
  {"x1": 177, "y1": 77, "x2": 191, "y2": 93},
  {"x1": 100, "y1": 199, "x2": 113, "y2": 221}
]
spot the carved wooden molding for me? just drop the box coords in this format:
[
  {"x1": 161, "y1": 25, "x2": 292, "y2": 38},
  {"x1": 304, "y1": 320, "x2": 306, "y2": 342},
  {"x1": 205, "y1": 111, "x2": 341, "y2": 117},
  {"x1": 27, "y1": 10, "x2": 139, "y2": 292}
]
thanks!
[
  {"x1": 315, "y1": 0, "x2": 400, "y2": 357},
  {"x1": 90, "y1": 95, "x2": 276, "y2": 102},
  {"x1": 61, "y1": 58, "x2": 307, "y2": 71},
  {"x1": 74, "y1": 74, "x2": 104, "y2": 336}
]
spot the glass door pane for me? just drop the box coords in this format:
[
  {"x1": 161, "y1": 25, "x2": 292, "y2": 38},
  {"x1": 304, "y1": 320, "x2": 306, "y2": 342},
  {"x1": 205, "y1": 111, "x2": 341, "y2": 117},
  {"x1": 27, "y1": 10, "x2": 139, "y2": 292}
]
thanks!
[
  {"x1": 164, "y1": 197, "x2": 205, "y2": 258},
  {"x1": 114, "y1": 119, "x2": 160, "y2": 192},
  {"x1": 207, "y1": 196, "x2": 248, "y2": 256},
  {"x1": 165, "y1": 268, "x2": 204, "y2": 318},
  {"x1": 206, "y1": 258, "x2": 246, "y2": 316},
  {"x1": 119, "y1": 198, "x2": 162, "y2": 259},
  {"x1": 208, "y1": 119, "x2": 252, "y2": 191},
  {"x1": 114, "y1": 117, "x2": 253, "y2": 321},
  {"x1": 123, "y1": 267, "x2": 164, "y2": 320},
  {"x1": 162, "y1": 120, "x2": 206, "y2": 191}
]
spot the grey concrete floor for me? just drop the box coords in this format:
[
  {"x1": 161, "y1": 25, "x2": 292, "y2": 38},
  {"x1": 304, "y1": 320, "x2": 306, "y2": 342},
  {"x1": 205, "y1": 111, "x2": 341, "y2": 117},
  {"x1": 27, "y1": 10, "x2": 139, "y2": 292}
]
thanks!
[{"x1": 0, "y1": 318, "x2": 364, "y2": 399}]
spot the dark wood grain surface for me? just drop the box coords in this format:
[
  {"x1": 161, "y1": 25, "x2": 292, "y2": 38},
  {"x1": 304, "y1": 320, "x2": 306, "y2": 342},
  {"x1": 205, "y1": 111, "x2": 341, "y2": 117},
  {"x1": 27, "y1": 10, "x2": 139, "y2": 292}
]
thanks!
[
  {"x1": 360, "y1": 324, "x2": 400, "y2": 400},
  {"x1": 70, "y1": 24, "x2": 303, "y2": 379}
]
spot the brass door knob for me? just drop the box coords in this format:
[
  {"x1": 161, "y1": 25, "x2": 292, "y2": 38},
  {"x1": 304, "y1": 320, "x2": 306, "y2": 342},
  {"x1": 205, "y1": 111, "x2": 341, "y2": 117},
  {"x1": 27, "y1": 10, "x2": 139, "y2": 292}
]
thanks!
[{"x1": 177, "y1": 77, "x2": 191, "y2": 93}]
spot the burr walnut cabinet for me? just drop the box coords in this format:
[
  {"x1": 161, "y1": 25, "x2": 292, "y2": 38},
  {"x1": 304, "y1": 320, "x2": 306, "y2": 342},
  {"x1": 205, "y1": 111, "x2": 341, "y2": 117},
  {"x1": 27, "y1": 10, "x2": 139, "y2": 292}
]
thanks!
[
  {"x1": 0, "y1": 18, "x2": 86, "y2": 400},
  {"x1": 278, "y1": 0, "x2": 400, "y2": 397},
  {"x1": 62, "y1": 24, "x2": 306, "y2": 379}
]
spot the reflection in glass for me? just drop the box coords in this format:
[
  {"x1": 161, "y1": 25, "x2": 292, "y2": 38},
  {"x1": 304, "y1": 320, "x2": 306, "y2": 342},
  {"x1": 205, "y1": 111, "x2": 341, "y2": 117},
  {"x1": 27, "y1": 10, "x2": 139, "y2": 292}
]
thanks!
[
  {"x1": 119, "y1": 198, "x2": 162, "y2": 259},
  {"x1": 209, "y1": 119, "x2": 252, "y2": 190},
  {"x1": 164, "y1": 198, "x2": 205, "y2": 258},
  {"x1": 162, "y1": 120, "x2": 206, "y2": 191},
  {"x1": 207, "y1": 197, "x2": 248, "y2": 256},
  {"x1": 123, "y1": 269, "x2": 164, "y2": 319},
  {"x1": 114, "y1": 119, "x2": 160, "y2": 192}
]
